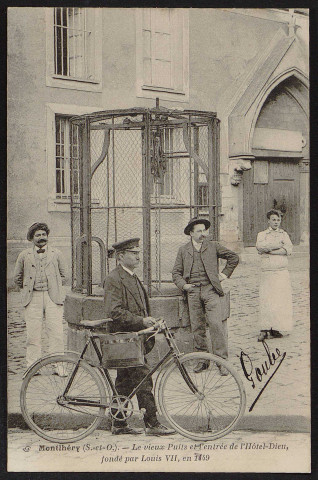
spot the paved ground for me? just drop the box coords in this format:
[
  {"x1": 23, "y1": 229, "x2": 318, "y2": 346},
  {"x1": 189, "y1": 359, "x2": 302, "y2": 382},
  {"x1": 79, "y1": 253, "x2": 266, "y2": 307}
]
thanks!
[
  {"x1": 7, "y1": 252, "x2": 310, "y2": 433},
  {"x1": 7, "y1": 429, "x2": 311, "y2": 472}
]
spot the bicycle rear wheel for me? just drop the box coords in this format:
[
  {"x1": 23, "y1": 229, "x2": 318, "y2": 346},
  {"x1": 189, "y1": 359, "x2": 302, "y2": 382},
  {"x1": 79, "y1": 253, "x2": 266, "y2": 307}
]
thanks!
[
  {"x1": 20, "y1": 354, "x2": 109, "y2": 443},
  {"x1": 158, "y1": 352, "x2": 246, "y2": 441}
]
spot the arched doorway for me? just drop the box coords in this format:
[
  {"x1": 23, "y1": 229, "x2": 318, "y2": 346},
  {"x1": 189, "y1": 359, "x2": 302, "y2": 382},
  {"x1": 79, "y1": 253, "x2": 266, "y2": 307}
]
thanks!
[{"x1": 242, "y1": 75, "x2": 308, "y2": 246}]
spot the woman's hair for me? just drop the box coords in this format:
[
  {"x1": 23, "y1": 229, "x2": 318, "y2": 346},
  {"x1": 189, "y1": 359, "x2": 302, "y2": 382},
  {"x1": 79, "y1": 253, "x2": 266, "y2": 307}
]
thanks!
[{"x1": 266, "y1": 209, "x2": 282, "y2": 220}]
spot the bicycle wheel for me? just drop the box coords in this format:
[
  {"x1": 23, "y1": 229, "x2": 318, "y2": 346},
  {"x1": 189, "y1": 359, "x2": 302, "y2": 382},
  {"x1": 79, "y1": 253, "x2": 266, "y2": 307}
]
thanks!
[
  {"x1": 158, "y1": 352, "x2": 246, "y2": 441},
  {"x1": 20, "y1": 354, "x2": 110, "y2": 443}
]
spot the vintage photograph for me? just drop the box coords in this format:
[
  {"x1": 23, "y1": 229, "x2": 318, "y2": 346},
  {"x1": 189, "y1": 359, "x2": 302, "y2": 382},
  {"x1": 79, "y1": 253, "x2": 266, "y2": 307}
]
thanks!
[{"x1": 7, "y1": 7, "x2": 310, "y2": 473}]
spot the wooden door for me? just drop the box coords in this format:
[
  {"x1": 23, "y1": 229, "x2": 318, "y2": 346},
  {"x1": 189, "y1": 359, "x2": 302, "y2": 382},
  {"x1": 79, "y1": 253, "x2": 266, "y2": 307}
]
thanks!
[{"x1": 243, "y1": 158, "x2": 300, "y2": 246}]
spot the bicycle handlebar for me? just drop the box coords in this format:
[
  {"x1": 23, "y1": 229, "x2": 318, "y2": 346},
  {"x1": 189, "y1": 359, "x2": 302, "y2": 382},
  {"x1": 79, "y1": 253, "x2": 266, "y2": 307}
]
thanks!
[{"x1": 136, "y1": 318, "x2": 165, "y2": 336}]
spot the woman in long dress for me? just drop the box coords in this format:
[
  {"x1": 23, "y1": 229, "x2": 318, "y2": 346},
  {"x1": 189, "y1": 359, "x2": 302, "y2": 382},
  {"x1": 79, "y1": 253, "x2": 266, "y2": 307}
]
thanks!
[{"x1": 256, "y1": 209, "x2": 293, "y2": 341}]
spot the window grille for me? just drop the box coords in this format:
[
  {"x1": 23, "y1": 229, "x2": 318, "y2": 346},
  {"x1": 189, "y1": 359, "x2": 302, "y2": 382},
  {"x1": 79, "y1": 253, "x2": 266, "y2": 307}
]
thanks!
[
  {"x1": 53, "y1": 7, "x2": 92, "y2": 80},
  {"x1": 55, "y1": 116, "x2": 79, "y2": 199}
]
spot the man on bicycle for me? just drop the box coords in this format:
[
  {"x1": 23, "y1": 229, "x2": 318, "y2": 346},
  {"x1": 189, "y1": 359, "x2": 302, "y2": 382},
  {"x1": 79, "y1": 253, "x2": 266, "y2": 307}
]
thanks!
[{"x1": 104, "y1": 237, "x2": 175, "y2": 436}]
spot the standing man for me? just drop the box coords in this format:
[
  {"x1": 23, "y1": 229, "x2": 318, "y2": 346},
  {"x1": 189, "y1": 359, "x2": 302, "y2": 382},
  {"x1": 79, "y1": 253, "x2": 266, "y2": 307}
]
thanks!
[
  {"x1": 14, "y1": 222, "x2": 67, "y2": 373},
  {"x1": 172, "y1": 217, "x2": 239, "y2": 374},
  {"x1": 104, "y1": 238, "x2": 175, "y2": 436}
]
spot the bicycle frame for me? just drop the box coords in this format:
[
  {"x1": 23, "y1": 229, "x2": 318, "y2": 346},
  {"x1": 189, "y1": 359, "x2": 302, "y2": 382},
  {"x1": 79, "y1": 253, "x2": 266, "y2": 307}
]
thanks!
[{"x1": 62, "y1": 322, "x2": 199, "y2": 410}]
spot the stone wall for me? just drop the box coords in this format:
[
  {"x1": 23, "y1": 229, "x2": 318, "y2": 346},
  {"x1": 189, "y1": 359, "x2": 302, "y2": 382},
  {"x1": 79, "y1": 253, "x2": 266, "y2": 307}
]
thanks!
[
  {"x1": 7, "y1": 8, "x2": 309, "y2": 281},
  {"x1": 65, "y1": 290, "x2": 230, "y2": 368}
]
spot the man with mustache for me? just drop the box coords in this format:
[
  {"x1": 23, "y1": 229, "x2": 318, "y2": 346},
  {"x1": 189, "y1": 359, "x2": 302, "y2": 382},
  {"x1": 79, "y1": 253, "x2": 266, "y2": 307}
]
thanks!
[
  {"x1": 172, "y1": 217, "x2": 239, "y2": 374},
  {"x1": 14, "y1": 222, "x2": 67, "y2": 373}
]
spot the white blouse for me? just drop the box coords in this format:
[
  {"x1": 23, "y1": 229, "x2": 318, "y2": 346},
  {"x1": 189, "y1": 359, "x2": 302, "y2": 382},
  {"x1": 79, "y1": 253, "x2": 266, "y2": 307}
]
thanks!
[{"x1": 256, "y1": 228, "x2": 293, "y2": 271}]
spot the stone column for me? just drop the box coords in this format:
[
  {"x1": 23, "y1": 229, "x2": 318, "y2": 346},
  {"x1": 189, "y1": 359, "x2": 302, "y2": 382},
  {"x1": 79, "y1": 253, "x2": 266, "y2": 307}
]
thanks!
[
  {"x1": 219, "y1": 155, "x2": 254, "y2": 250},
  {"x1": 299, "y1": 158, "x2": 309, "y2": 245}
]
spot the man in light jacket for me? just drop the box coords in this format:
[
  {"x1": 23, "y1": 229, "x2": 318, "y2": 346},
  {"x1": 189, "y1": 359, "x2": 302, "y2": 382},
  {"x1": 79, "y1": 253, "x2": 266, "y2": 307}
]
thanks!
[
  {"x1": 172, "y1": 217, "x2": 239, "y2": 374},
  {"x1": 14, "y1": 222, "x2": 67, "y2": 370}
]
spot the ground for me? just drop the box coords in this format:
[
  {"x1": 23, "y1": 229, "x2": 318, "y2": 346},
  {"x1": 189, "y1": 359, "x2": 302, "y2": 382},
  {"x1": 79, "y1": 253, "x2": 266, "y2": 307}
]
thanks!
[{"x1": 7, "y1": 252, "x2": 310, "y2": 472}]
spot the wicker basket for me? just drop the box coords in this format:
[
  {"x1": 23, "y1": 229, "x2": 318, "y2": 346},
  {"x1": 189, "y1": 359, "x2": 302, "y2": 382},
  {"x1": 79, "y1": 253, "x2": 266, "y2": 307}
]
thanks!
[{"x1": 99, "y1": 332, "x2": 145, "y2": 368}]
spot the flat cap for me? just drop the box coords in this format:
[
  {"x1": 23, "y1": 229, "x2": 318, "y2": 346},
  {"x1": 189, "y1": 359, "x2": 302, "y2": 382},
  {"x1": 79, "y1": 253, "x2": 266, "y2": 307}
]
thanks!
[
  {"x1": 112, "y1": 238, "x2": 140, "y2": 252},
  {"x1": 27, "y1": 222, "x2": 50, "y2": 241}
]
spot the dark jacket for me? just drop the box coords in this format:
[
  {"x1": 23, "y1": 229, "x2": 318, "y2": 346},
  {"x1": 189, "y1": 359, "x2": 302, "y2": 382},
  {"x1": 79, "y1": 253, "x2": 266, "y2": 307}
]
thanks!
[
  {"x1": 172, "y1": 238, "x2": 239, "y2": 296},
  {"x1": 103, "y1": 265, "x2": 154, "y2": 353}
]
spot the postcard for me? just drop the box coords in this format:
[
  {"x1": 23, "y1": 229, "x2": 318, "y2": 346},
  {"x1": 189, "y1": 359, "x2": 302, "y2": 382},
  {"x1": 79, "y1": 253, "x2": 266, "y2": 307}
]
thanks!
[{"x1": 7, "y1": 7, "x2": 310, "y2": 473}]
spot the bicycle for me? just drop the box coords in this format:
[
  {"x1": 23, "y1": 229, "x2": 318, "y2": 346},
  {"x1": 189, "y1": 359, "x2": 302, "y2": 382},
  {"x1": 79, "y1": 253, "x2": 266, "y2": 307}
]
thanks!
[{"x1": 20, "y1": 318, "x2": 246, "y2": 444}]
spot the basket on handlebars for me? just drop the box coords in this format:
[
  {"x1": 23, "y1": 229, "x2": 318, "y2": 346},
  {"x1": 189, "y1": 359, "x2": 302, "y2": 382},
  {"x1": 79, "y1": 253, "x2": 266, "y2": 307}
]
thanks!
[{"x1": 99, "y1": 332, "x2": 145, "y2": 368}]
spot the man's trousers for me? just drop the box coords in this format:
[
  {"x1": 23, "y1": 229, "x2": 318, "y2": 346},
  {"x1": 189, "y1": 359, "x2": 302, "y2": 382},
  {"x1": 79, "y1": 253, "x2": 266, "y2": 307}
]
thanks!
[
  {"x1": 24, "y1": 291, "x2": 64, "y2": 367},
  {"x1": 114, "y1": 363, "x2": 157, "y2": 427},
  {"x1": 187, "y1": 284, "x2": 228, "y2": 359}
]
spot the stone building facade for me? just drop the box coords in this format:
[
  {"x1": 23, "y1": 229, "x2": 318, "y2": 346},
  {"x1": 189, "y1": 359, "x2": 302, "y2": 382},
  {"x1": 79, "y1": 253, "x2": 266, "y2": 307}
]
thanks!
[{"x1": 8, "y1": 8, "x2": 309, "y2": 284}]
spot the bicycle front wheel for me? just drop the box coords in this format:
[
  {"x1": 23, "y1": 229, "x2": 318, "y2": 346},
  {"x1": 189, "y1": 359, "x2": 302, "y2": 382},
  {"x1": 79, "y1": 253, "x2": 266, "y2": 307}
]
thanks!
[
  {"x1": 158, "y1": 352, "x2": 246, "y2": 441},
  {"x1": 20, "y1": 354, "x2": 109, "y2": 443}
]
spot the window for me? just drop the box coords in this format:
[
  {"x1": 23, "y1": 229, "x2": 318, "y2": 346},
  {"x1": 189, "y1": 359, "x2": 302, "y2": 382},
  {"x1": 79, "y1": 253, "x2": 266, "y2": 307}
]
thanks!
[
  {"x1": 151, "y1": 159, "x2": 175, "y2": 197},
  {"x1": 136, "y1": 8, "x2": 189, "y2": 101},
  {"x1": 46, "y1": 8, "x2": 102, "y2": 91},
  {"x1": 47, "y1": 103, "x2": 99, "y2": 212},
  {"x1": 150, "y1": 128, "x2": 180, "y2": 201},
  {"x1": 198, "y1": 183, "x2": 209, "y2": 212},
  {"x1": 143, "y1": 9, "x2": 173, "y2": 89},
  {"x1": 55, "y1": 116, "x2": 80, "y2": 199},
  {"x1": 54, "y1": 8, "x2": 93, "y2": 80},
  {"x1": 160, "y1": 159, "x2": 174, "y2": 196}
]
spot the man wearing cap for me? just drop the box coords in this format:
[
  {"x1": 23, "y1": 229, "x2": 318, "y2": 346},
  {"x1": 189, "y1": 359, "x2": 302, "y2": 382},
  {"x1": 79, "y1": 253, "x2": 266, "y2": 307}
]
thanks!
[
  {"x1": 172, "y1": 217, "x2": 239, "y2": 374},
  {"x1": 14, "y1": 223, "x2": 67, "y2": 372},
  {"x1": 104, "y1": 238, "x2": 175, "y2": 436}
]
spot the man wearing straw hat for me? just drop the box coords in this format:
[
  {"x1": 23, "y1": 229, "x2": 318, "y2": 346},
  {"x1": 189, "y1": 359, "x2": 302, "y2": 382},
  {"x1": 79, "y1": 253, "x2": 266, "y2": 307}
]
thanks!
[{"x1": 172, "y1": 217, "x2": 239, "y2": 374}]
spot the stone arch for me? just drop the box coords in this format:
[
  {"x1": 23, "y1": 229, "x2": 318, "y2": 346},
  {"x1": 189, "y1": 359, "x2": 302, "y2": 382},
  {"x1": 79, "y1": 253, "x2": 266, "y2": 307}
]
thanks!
[
  {"x1": 247, "y1": 68, "x2": 309, "y2": 155},
  {"x1": 228, "y1": 67, "x2": 308, "y2": 184}
]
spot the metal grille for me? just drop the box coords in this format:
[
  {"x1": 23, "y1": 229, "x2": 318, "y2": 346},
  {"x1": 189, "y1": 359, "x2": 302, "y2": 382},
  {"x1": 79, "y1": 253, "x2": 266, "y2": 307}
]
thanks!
[
  {"x1": 70, "y1": 106, "x2": 220, "y2": 296},
  {"x1": 90, "y1": 124, "x2": 144, "y2": 290}
]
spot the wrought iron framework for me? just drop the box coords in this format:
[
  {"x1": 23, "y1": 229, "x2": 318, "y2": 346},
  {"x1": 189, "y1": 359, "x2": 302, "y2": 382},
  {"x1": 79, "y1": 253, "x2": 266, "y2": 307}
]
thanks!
[{"x1": 70, "y1": 104, "x2": 220, "y2": 296}]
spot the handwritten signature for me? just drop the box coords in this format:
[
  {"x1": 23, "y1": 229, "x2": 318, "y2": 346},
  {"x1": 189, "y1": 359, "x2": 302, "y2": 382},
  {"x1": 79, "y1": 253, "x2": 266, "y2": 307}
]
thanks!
[{"x1": 239, "y1": 341, "x2": 286, "y2": 412}]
